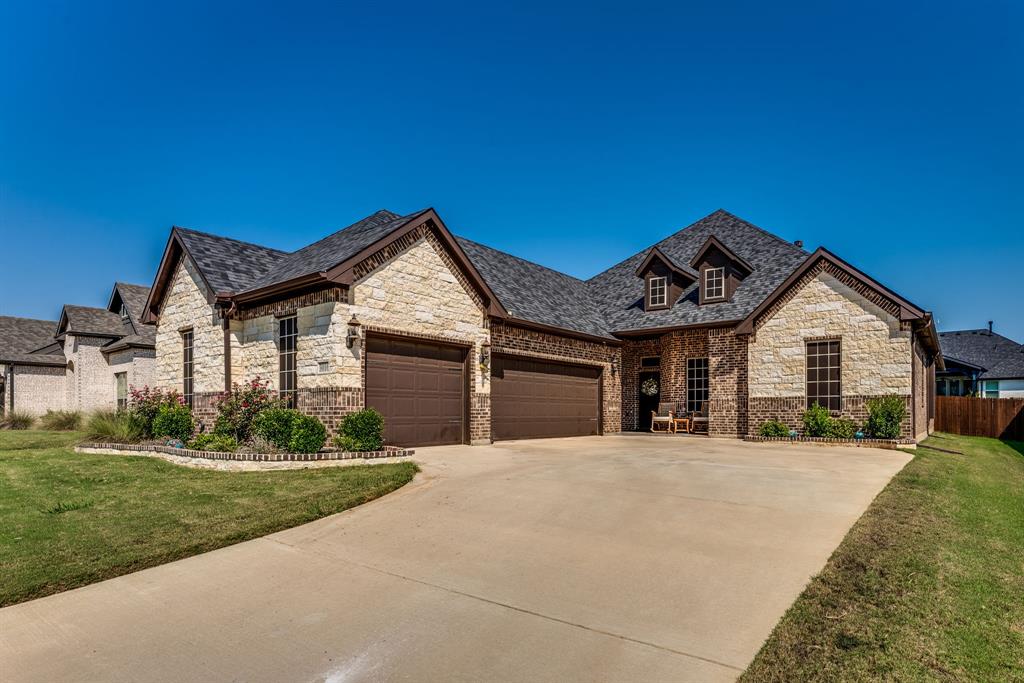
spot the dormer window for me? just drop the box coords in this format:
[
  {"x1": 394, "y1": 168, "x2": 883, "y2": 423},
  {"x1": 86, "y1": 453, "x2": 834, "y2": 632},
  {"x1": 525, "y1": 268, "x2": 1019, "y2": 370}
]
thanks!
[
  {"x1": 648, "y1": 276, "x2": 667, "y2": 307},
  {"x1": 119, "y1": 304, "x2": 130, "y2": 321},
  {"x1": 704, "y1": 267, "x2": 725, "y2": 300}
]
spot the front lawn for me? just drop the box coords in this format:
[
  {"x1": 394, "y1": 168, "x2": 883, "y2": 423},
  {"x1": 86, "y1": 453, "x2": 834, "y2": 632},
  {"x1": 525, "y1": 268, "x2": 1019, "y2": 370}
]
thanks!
[
  {"x1": 741, "y1": 434, "x2": 1024, "y2": 681},
  {"x1": 0, "y1": 430, "x2": 417, "y2": 607}
]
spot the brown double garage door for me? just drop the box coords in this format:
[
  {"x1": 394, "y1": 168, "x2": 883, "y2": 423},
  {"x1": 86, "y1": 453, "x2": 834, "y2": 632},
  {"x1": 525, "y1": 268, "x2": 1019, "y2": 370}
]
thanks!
[{"x1": 365, "y1": 336, "x2": 601, "y2": 446}]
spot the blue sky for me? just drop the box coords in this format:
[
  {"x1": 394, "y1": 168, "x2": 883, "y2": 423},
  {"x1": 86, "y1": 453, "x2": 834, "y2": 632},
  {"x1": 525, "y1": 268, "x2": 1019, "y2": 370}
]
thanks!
[{"x1": 2, "y1": 1, "x2": 1021, "y2": 340}]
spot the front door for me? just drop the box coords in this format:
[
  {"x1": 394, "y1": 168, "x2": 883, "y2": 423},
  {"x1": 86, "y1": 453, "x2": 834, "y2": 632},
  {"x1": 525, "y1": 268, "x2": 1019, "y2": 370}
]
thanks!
[{"x1": 638, "y1": 371, "x2": 660, "y2": 431}]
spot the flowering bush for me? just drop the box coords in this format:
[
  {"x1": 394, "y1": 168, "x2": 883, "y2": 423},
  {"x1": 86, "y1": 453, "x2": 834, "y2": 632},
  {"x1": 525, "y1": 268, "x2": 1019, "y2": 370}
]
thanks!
[
  {"x1": 128, "y1": 386, "x2": 186, "y2": 438},
  {"x1": 213, "y1": 377, "x2": 281, "y2": 442}
]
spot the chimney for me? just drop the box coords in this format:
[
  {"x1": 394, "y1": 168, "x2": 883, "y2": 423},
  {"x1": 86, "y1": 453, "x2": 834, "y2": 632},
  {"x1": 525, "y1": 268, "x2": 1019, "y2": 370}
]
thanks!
[
  {"x1": 794, "y1": 239, "x2": 804, "y2": 248},
  {"x1": 988, "y1": 320, "x2": 993, "y2": 334}
]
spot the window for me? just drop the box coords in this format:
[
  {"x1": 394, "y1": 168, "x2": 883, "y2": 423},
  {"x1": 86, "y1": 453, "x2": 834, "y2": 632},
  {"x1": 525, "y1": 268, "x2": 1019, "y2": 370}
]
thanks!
[
  {"x1": 640, "y1": 356, "x2": 660, "y2": 368},
  {"x1": 119, "y1": 303, "x2": 129, "y2": 322},
  {"x1": 806, "y1": 340, "x2": 841, "y2": 411},
  {"x1": 704, "y1": 267, "x2": 725, "y2": 300},
  {"x1": 279, "y1": 316, "x2": 298, "y2": 408},
  {"x1": 182, "y1": 330, "x2": 194, "y2": 407},
  {"x1": 648, "y1": 276, "x2": 667, "y2": 307},
  {"x1": 115, "y1": 372, "x2": 128, "y2": 410},
  {"x1": 686, "y1": 357, "x2": 709, "y2": 413},
  {"x1": 983, "y1": 380, "x2": 999, "y2": 399}
]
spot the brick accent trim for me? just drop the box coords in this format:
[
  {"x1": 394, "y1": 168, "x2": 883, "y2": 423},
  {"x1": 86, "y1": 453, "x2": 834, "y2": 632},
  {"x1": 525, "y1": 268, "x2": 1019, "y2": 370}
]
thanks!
[
  {"x1": 234, "y1": 287, "x2": 347, "y2": 321},
  {"x1": 77, "y1": 443, "x2": 414, "y2": 462}
]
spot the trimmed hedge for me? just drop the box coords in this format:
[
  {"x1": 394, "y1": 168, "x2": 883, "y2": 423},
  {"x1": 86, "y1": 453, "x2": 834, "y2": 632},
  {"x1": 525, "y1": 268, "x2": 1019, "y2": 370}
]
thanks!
[
  {"x1": 152, "y1": 404, "x2": 195, "y2": 442},
  {"x1": 334, "y1": 408, "x2": 385, "y2": 452},
  {"x1": 288, "y1": 414, "x2": 327, "y2": 454}
]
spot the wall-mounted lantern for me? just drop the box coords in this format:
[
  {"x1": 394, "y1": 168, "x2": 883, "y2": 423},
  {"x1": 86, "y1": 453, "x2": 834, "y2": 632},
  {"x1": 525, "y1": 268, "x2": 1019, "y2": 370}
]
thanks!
[
  {"x1": 610, "y1": 356, "x2": 618, "y2": 377},
  {"x1": 346, "y1": 315, "x2": 362, "y2": 349},
  {"x1": 479, "y1": 340, "x2": 491, "y2": 371}
]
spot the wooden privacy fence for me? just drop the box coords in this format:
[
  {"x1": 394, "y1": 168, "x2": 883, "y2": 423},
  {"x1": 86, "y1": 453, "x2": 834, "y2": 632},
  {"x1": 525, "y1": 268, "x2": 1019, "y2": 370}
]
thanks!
[{"x1": 935, "y1": 396, "x2": 1024, "y2": 440}]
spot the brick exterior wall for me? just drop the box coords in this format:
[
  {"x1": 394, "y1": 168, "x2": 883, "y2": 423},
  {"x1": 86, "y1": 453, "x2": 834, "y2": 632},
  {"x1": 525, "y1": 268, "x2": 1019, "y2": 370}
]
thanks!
[
  {"x1": 621, "y1": 336, "x2": 661, "y2": 431},
  {"x1": 4, "y1": 364, "x2": 67, "y2": 416},
  {"x1": 490, "y1": 321, "x2": 622, "y2": 436},
  {"x1": 747, "y1": 395, "x2": 913, "y2": 439},
  {"x1": 709, "y1": 328, "x2": 748, "y2": 437}
]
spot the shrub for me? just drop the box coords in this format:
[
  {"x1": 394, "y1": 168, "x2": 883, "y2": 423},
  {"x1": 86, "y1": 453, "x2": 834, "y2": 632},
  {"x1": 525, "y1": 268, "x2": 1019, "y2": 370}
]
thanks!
[
  {"x1": 334, "y1": 408, "x2": 385, "y2": 452},
  {"x1": 213, "y1": 377, "x2": 281, "y2": 442},
  {"x1": 826, "y1": 417, "x2": 857, "y2": 439},
  {"x1": 1, "y1": 411, "x2": 35, "y2": 430},
  {"x1": 288, "y1": 413, "x2": 327, "y2": 453},
  {"x1": 128, "y1": 386, "x2": 185, "y2": 437},
  {"x1": 39, "y1": 410, "x2": 83, "y2": 431},
  {"x1": 801, "y1": 403, "x2": 833, "y2": 437},
  {"x1": 187, "y1": 433, "x2": 239, "y2": 452},
  {"x1": 152, "y1": 404, "x2": 195, "y2": 442},
  {"x1": 866, "y1": 396, "x2": 907, "y2": 439},
  {"x1": 85, "y1": 410, "x2": 146, "y2": 443},
  {"x1": 758, "y1": 419, "x2": 790, "y2": 437},
  {"x1": 252, "y1": 408, "x2": 299, "y2": 451}
]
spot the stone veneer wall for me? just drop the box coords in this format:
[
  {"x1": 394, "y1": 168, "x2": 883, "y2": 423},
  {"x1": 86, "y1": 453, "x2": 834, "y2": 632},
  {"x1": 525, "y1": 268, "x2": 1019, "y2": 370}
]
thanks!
[
  {"x1": 746, "y1": 271, "x2": 914, "y2": 438},
  {"x1": 155, "y1": 255, "x2": 226, "y2": 395},
  {"x1": 490, "y1": 321, "x2": 621, "y2": 439},
  {"x1": 158, "y1": 230, "x2": 490, "y2": 438}
]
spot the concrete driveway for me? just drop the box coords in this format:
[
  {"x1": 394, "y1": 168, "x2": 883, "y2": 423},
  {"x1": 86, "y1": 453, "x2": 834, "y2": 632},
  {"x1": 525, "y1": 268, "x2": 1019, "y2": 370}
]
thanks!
[{"x1": 1, "y1": 435, "x2": 910, "y2": 682}]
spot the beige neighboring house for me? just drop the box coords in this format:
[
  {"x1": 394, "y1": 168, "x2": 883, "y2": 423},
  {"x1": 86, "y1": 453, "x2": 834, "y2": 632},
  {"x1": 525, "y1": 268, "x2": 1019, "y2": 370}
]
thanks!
[
  {"x1": 142, "y1": 207, "x2": 942, "y2": 446},
  {"x1": 1, "y1": 283, "x2": 156, "y2": 416}
]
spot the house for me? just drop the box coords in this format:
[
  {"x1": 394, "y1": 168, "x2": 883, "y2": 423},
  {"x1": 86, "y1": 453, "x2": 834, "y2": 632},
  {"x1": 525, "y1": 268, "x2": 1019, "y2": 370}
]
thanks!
[
  {"x1": 0, "y1": 283, "x2": 156, "y2": 415},
  {"x1": 937, "y1": 325, "x2": 1024, "y2": 398},
  {"x1": 142, "y1": 208, "x2": 942, "y2": 445}
]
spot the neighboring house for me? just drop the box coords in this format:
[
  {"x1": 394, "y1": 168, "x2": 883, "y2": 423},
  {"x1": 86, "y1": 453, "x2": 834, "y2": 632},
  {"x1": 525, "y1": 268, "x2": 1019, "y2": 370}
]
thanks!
[
  {"x1": 142, "y1": 208, "x2": 942, "y2": 445},
  {"x1": 937, "y1": 326, "x2": 1024, "y2": 398},
  {"x1": 0, "y1": 283, "x2": 156, "y2": 415}
]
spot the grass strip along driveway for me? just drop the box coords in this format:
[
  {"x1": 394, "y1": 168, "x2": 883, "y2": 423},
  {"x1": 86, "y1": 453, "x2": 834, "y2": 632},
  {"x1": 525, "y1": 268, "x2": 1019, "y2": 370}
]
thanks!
[
  {"x1": 741, "y1": 434, "x2": 1024, "y2": 682},
  {"x1": 0, "y1": 431, "x2": 417, "y2": 607}
]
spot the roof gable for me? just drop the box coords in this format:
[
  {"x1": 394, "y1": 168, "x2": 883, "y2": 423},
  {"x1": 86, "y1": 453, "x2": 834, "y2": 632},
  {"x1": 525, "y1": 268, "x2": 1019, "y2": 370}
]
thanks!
[{"x1": 633, "y1": 247, "x2": 697, "y2": 281}]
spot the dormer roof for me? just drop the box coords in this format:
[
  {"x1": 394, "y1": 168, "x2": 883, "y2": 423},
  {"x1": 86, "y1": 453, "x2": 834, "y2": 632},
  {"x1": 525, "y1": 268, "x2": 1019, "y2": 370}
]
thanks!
[
  {"x1": 688, "y1": 235, "x2": 754, "y2": 274},
  {"x1": 633, "y1": 247, "x2": 698, "y2": 281}
]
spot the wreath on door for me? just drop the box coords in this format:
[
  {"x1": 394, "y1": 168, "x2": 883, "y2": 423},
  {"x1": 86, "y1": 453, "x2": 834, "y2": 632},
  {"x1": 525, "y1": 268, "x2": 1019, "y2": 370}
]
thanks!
[{"x1": 641, "y1": 378, "x2": 659, "y2": 396}]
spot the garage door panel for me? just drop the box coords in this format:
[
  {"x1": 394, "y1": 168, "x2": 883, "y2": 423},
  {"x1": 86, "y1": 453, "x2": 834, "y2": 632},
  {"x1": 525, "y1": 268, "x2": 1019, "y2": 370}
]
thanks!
[
  {"x1": 366, "y1": 336, "x2": 466, "y2": 447},
  {"x1": 491, "y1": 355, "x2": 600, "y2": 440}
]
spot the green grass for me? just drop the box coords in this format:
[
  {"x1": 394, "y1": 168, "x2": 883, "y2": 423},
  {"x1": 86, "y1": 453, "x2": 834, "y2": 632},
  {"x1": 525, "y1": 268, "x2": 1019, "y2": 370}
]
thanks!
[
  {"x1": 741, "y1": 434, "x2": 1024, "y2": 682},
  {"x1": 0, "y1": 430, "x2": 418, "y2": 607}
]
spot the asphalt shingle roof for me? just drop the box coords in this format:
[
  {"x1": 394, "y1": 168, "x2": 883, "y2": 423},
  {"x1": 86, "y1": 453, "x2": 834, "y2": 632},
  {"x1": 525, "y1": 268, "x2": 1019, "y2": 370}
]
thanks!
[
  {"x1": 587, "y1": 210, "x2": 809, "y2": 332},
  {"x1": 62, "y1": 305, "x2": 130, "y2": 338},
  {"x1": 456, "y1": 237, "x2": 614, "y2": 339},
  {"x1": 169, "y1": 208, "x2": 818, "y2": 340},
  {"x1": 0, "y1": 316, "x2": 57, "y2": 354},
  {"x1": 939, "y1": 330, "x2": 1024, "y2": 380},
  {"x1": 174, "y1": 228, "x2": 288, "y2": 294},
  {"x1": 240, "y1": 210, "x2": 423, "y2": 293},
  {"x1": 0, "y1": 316, "x2": 64, "y2": 366}
]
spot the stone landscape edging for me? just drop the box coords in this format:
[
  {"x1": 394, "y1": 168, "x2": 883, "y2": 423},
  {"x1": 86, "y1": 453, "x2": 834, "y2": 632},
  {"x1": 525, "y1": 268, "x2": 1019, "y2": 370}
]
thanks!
[{"x1": 75, "y1": 443, "x2": 415, "y2": 471}]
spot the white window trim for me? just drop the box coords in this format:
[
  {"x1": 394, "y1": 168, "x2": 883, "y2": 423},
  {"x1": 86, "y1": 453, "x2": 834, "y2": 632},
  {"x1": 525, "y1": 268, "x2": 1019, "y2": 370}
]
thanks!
[
  {"x1": 704, "y1": 267, "x2": 725, "y2": 300},
  {"x1": 648, "y1": 276, "x2": 667, "y2": 307}
]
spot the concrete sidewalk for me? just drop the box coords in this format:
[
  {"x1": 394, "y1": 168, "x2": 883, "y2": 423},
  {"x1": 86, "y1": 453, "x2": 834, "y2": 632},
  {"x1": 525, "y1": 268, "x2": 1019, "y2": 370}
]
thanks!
[{"x1": 0, "y1": 436, "x2": 910, "y2": 682}]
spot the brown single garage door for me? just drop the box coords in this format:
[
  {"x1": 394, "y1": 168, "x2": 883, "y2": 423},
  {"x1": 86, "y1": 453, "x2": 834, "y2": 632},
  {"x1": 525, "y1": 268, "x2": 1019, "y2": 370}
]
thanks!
[
  {"x1": 365, "y1": 336, "x2": 467, "y2": 447},
  {"x1": 491, "y1": 355, "x2": 601, "y2": 440}
]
